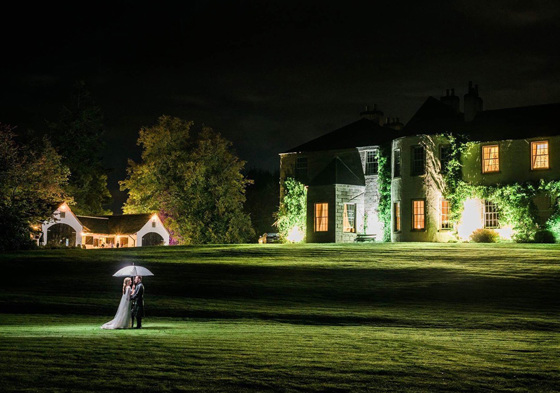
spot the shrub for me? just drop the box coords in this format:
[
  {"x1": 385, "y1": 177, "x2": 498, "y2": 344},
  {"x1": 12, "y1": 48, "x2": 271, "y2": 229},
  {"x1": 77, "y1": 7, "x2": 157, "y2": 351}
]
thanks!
[
  {"x1": 533, "y1": 230, "x2": 556, "y2": 243},
  {"x1": 470, "y1": 229, "x2": 499, "y2": 243}
]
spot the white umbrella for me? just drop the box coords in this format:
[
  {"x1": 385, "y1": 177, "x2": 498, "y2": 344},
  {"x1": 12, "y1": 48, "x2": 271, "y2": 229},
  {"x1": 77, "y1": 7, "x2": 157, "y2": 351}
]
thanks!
[{"x1": 113, "y1": 264, "x2": 154, "y2": 277}]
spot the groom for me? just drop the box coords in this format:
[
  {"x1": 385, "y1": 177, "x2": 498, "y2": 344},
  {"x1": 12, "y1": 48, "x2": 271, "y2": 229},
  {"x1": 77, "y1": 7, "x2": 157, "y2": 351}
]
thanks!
[{"x1": 131, "y1": 275, "x2": 145, "y2": 329}]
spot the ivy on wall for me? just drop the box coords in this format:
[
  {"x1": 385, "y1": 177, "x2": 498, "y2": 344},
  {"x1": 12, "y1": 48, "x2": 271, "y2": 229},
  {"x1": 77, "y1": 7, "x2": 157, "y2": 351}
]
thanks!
[
  {"x1": 442, "y1": 133, "x2": 558, "y2": 242},
  {"x1": 377, "y1": 144, "x2": 392, "y2": 241},
  {"x1": 275, "y1": 177, "x2": 307, "y2": 242}
]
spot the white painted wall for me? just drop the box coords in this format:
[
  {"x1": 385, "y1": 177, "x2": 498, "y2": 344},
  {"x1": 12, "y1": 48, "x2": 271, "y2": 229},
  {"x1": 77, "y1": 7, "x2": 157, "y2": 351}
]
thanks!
[
  {"x1": 136, "y1": 215, "x2": 170, "y2": 246},
  {"x1": 42, "y1": 203, "x2": 84, "y2": 246}
]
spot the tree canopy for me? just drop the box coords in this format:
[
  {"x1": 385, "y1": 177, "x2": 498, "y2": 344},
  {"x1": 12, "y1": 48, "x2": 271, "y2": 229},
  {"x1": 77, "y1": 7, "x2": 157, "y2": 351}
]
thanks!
[
  {"x1": 120, "y1": 116, "x2": 254, "y2": 244},
  {"x1": 48, "y1": 82, "x2": 111, "y2": 215},
  {"x1": 0, "y1": 124, "x2": 70, "y2": 250}
]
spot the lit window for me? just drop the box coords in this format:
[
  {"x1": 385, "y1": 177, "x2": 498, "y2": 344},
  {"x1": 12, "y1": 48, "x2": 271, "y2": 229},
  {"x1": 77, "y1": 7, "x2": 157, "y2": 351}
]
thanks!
[
  {"x1": 482, "y1": 145, "x2": 499, "y2": 173},
  {"x1": 365, "y1": 150, "x2": 378, "y2": 175},
  {"x1": 314, "y1": 203, "x2": 328, "y2": 232},
  {"x1": 484, "y1": 200, "x2": 499, "y2": 228},
  {"x1": 393, "y1": 150, "x2": 401, "y2": 178},
  {"x1": 411, "y1": 145, "x2": 425, "y2": 176},
  {"x1": 440, "y1": 145, "x2": 451, "y2": 173},
  {"x1": 295, "y1": 157, "x2": 308, "y2": 181},
  {"x1": 412, "y1": 200, "x2": 425, "y2": 230},
  {"x1": 441, "y1": 200, "x2": 452, "y2": 229},
  {"x1": 343, "y1": 204, "x2": 356, "y2": 233},
  {"x1": 394, "y1": 202, "x2": 401, "y2": 232},
  {"x1": 531, "y1": 141, "x2": 549, "y2": 170}
]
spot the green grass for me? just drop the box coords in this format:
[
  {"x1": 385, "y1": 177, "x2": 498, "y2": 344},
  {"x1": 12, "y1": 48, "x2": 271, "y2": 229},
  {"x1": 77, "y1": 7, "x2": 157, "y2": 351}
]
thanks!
[{"x1": 0, "y1": 243, "x2": 559, "y2": 392}]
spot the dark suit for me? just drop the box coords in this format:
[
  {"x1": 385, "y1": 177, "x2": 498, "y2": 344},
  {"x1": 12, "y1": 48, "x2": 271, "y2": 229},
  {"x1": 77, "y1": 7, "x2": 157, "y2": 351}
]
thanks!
[{"x1": 130, "y1": 282, "x2": 145, "y2": 328}]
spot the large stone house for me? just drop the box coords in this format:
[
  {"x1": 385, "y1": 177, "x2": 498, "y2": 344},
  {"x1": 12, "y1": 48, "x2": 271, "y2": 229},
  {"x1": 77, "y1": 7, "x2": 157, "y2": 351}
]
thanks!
[
  {"x1": 280, "y1": 82, "x2": 560, "y2": 242},
  {"x1": 40, "y1": 203, "x2": 170, "y2": 248}
]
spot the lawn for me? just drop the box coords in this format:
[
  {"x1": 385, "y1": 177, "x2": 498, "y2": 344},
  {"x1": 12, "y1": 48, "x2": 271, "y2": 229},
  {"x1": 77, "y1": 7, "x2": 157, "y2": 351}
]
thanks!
[{"x1": 0, "y1": 243, "x2": 558, "y2": 392}]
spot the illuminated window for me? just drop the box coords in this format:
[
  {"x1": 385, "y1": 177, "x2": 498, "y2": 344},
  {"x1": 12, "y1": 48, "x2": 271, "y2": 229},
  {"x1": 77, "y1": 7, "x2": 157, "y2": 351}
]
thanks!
[
  {"x1": 394, "y1": 202, "x2": 401, "y2": 232},
  {"x1": 440, "y1": 145, "x2": 451, "y2": 173},
  {"x1": 365, "y1": 150, "x2": 378, "y2": 175},
  {"x1": 295, "y1": 157, "x2": 308, "y2": 181},
  {"x1": 393, "y1": 150, "x2": 401, "y2": 178},
  {"x1": 343, "y1": 204, "x2": 356, "y2": 233},
  {"x1": 314, "y1": 203, "x2": 328, "y2": 232},
  {"x1": 484, "y1": 200, "x2": 499, "y2": 228},
  {"x1": 441, "y1": 199, "x2": 452, "y2": 229},
  {"x1": 482, "y1": 145, "x2": 499, "y2": 173},
  {"x1": 411, "y1": 145, "x2": 425, "y2": 176},
  {"x1": 531, "y1": 141, "x2": 549, "y2": 170},
  {"x1": 412, "y1": 200, "x2": 425, "y2": 230}
]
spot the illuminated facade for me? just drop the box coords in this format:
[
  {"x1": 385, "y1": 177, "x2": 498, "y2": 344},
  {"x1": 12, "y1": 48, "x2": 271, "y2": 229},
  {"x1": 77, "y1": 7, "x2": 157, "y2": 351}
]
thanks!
[
  {"x1": 40, "y1": 203, "x2": 170, "y2": 248},
  {"x1": 281, "y1": 82, "x2": 560, "y2": 243}
]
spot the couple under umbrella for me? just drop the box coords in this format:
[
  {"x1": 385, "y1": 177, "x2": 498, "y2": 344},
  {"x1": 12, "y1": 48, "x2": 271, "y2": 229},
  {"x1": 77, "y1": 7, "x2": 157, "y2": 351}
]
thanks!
[{"x1": 101, "y1": 264, "x2": 153, "y2": 329}]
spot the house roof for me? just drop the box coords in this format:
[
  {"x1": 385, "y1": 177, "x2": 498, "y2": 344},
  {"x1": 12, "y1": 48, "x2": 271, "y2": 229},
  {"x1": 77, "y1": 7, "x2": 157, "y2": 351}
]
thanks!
[
  {"x1": 309, "y1": 157, "x2": 365, "y2": 186},
  {"x1": 283, "y1": 118, "x2": 402, "y2": 153},
  {"x1": 77, "y1": 214, "x2": 153, "y2": 235},
  {"x1": 403, "y1": 97, "x2": 560, "y2": 141}
]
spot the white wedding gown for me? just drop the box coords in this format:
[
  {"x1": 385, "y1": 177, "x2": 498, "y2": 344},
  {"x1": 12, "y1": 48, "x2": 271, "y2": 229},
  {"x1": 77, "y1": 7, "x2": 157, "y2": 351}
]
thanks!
[{"x1": 101, "y1": 286, "x2": 132, "y2": 329}]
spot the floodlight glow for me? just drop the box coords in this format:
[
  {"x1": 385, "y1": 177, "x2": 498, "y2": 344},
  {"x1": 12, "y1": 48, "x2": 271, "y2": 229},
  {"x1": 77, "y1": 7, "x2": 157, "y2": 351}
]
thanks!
[
  {"x1": 286, "y1": 226, "x2": 305, "y2": 243},
  {"x1": 457, "y1": 198, "x2": 483, "y2": 240}
]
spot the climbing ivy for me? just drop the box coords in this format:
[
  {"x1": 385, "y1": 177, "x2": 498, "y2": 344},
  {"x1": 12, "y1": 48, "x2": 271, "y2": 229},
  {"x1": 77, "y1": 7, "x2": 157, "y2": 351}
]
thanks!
[
  {"x1": 377, "y1": 144, "x2": 392, "y2": 241},
  {"x1": 275, "y1": 177, "x2": 307, "y2": 242},
  {"x1": 441, "y1": 133, "x2": 554, "y2": 242}
]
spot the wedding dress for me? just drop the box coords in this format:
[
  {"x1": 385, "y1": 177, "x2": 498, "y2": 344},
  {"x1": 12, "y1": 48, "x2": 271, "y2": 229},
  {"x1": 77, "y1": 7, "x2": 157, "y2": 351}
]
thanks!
[{"x1": 101, "y1": 286, "x2": 132, "y2": 329}]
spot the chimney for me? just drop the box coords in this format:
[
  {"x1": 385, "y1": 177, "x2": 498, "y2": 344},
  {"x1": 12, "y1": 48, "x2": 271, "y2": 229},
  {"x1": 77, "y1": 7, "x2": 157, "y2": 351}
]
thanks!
[
  {"x1": 440, "y1": 87, "x2": 460, "y2": 114},
  {"x1": 360, "y1": 104, "x2": 384, "y2": 126},
  {"x1": 464, "y1": 81, "x2": 483, "y2": 122}
]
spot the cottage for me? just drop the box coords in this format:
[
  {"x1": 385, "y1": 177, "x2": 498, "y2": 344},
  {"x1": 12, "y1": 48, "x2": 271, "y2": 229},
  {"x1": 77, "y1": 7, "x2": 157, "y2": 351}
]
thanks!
[{"x1": 40, "y1": 203, "x2": 170, "y2": 248}]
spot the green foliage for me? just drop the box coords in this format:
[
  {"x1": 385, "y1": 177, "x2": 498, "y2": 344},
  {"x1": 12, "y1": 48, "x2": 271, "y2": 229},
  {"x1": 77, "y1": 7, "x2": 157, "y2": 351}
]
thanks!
[
  {"x1": 533, "y1": 229, "x2": 556, "y2": 243},
  {"x1": 469, "y1": 228, "x2": 499, "y2": 243},
  {"x1": 275, "y1": 177, "x2": 307, "y2": 242},
  {"x1": 120, "y1": 116, "x2": 254, "y2": 244},
  {"x1": 377, "y1": 145, "x2": 392, "y2": 241},
  {"x1": 442, "y1": 134, "x2": 542, "y2": 242},
  {"x1": 48, "y1": 82, "x2": 112, "y2": 215},
  {"x1": 0, "y1": 124, "x2": 70, "y2": 250}
]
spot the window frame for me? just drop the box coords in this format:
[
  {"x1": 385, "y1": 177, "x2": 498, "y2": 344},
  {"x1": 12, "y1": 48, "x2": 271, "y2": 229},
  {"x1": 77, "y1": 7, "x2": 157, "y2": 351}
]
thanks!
[
  {"x1": 440, "y1": 199, "x2": 452, "y2": 230},
  {"x1": 295, "y1": 157, "x2": 308, "y2": 181},
  {"x1": 481, "y1": 144, "x2": 500, "y2": 174},
  {"x1": 343, "y1": 203, "x2": 356, "y2": 233},
  {"x1": 411, "y1": 199, "x2": 426, "y2": 231},
  {"x1": 411, "y1": 145, "x2": 426, "y2": 176},
  {"x1": 440, "y1": 144, "x2": 451, "y2": 174},
  {"x1": 394, "y1": 201, "x2": 401, "y2": 232},
  {"x1": 365, "y1": 149, "x2": 379, "y2": 176},
  {"x1": 314, "y1": 202, "x2": 329, "y2": 232},
  {"x1": 483, "y1": 200, "x2": 500, "y2": 229},
  {"x1": 393, "y1": 149, "x2": 401, "y2": 178},
  {"x1": 530, "y1": 140, "x2": 550, "y2": 171}
]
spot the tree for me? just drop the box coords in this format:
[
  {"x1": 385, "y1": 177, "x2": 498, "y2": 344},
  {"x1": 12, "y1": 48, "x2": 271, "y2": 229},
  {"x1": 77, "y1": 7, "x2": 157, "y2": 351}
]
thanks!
[
  {"x1": 120, "y1": 115, "x2": 254, "y2": 244},
  {"x1": 244, "y1": 169, "x2": 280, "y2": 238},
  {"x1": 0, "y1": 124, "x2": 70, "y2": 250},
  {"x1": 48, "y1": 81, "x2": 111, "y2": 215},
  {"x1": 275, "y1": 177, "x2": 306, "y2": 242}
]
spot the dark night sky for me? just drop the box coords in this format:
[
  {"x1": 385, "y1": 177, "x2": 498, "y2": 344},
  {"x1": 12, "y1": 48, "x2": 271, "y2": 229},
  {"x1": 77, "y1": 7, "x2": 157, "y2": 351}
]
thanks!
[{"x1": 1, "y1": 1, "x2": 559, "y2": 212}]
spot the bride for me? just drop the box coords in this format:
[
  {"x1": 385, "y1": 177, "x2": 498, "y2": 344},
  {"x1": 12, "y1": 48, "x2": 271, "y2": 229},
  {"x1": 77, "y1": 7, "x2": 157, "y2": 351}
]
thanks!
[{"x1": 101, "y1": 277, "x2": 133, "y2": 329}]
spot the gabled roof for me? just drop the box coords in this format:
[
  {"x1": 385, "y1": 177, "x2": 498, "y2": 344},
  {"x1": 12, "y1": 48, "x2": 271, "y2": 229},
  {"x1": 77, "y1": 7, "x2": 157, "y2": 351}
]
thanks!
[
  {"x1": 77, "y1": 213, "x2": 153, "y2": 235},
  {"x1": 403, "y1": 97, "x2": 560, "y2": 141},
  {"x1": 283, "y1": 118, "x2": 401, "y2": 153},
  {"x1": 309, "y1": 157, "x2": 365, "y2": 186}
]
